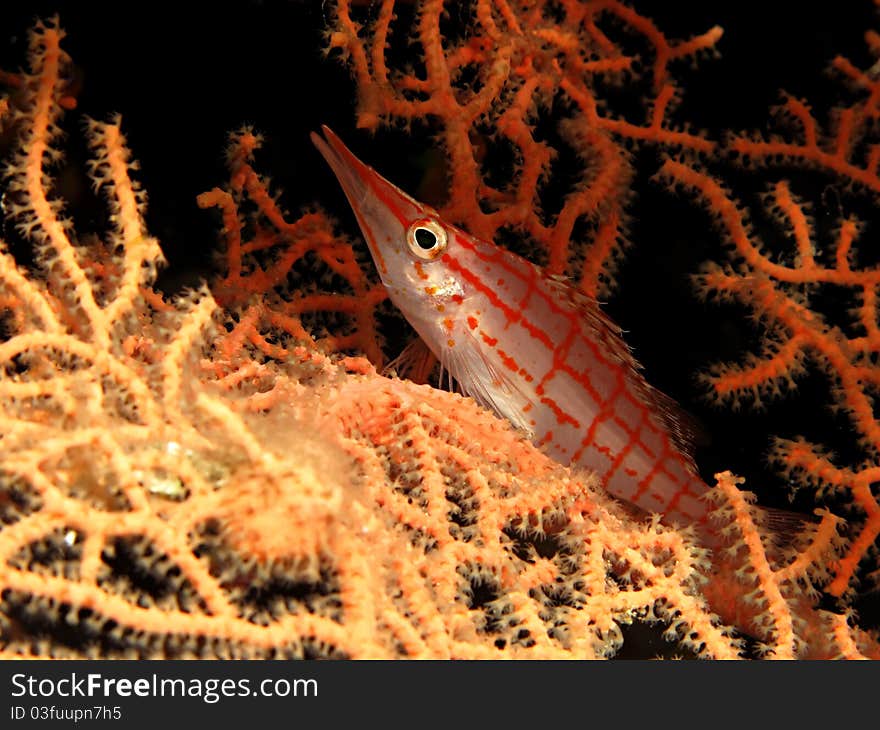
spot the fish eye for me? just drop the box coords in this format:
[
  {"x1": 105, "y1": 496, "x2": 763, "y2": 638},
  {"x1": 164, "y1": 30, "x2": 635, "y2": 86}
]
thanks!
[{"x1": 406, "y1": 218, "x2": 447, "y2": 260}]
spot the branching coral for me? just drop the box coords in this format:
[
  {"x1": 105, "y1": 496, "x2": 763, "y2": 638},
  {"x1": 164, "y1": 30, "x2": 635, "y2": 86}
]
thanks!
[
  {"x1": 0, "y1": 18, "x2": 746, "y2": 660},
  {"x1": 197, "y1": 0, "x2": 727, "y2": 380},
  {"x1": 656, "y1": 28, "x2": 880, "y2": 600},
  {"x1": 198, "y1": 130, "x2": 389, "y2": 368},
  {"x1": 328, "y1": 0, "x2": 721, "y2": 298},
  {"x1": 1, "y1": 13, "x2": 878, "y2": 660}
]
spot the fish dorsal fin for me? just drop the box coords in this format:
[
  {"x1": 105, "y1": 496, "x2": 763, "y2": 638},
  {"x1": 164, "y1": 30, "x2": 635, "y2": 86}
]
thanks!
[
  {"x1": 442, "y1": 326, "x2": 537, "y2": 438},
  {"x1": 544, "y1": 274, "x2": 702, "y2": 469}
]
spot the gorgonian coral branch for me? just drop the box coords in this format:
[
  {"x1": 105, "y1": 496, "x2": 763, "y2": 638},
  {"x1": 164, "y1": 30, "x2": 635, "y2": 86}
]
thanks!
[
  {"x1": 328, "y1": 0, "x2": 721, "y2": 298},
  {"x1": 0, "y1": 17, "x2": 783, "y2": 661},
  {"x1": 2, "y1": 13, "x2": 876, "y2": 661},
  {"x1": 199, "y1": 130, "x2": 388, "y2": 367},
  {"x1": 656, "y1": 28, "x2": 880, "y2": 597}
]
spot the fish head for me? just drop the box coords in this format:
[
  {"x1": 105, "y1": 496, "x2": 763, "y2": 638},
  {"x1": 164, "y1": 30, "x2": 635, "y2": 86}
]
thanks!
[{"x1": 311, "y1": 126, "x2": 477, "y2": 343}]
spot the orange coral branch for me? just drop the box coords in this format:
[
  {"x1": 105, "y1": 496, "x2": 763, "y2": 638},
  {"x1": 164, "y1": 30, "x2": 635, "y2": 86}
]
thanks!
[
  {"x1": 2, "y1": 11, "x2": 878, "y2": 661},
  {"x1": 654, "y1": 26, "x2": 880, "y2": 599},
  {"x1": 329, "y1": 0, "x2": 720, "y2": 298},
  {"x1": 1, "y1": 18, "x2": 780, "y2": 660},
  {"x1": 199, "y1": 131, "x2": 388, "y2": 366},
  {"x1": 659, "y1": 156, "x2": 880, "y2": 595},
  {"x1": 729, "y1": 91, "x2": 880, "y2": 193}
]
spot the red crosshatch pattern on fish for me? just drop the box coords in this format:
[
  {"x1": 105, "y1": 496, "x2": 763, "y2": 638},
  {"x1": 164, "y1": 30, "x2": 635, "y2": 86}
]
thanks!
[
  {"x1": 312, "y1": 127, "x2": 709, "y2": 529},
  {"x1": 445, "y1": 229, "x2": 708, "y2": 526}
]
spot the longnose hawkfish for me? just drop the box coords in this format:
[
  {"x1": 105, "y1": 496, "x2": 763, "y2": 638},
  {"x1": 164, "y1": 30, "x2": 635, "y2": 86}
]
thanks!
[{"x1": 311, "y1": 126, "x2": 794, "y2": 540}]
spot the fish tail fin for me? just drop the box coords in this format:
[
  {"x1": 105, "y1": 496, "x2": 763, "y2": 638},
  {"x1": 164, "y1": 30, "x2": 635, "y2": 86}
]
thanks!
[{"x1": 759, "y1": 505, "x2": 815, "y2": 551}]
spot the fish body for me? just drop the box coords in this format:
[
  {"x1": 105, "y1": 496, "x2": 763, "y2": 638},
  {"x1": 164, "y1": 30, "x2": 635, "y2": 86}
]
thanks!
[{"x1": 312, "y1": 127, "x2": 709, "y2": 527}]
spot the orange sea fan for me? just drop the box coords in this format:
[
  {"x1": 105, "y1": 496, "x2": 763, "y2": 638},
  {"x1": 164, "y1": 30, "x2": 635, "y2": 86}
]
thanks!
[
  {"x1": 198, "y1": 129, "x2": 390, "y2": 368},
  {"x1": 1, "y1": 12, "x2": 879, "y2": 660},
  {"x1": 655, "y1": 26, "x2": 880, "y2": 600},
  {"x1": 0, "y1": 17, "x2": 746, "y2": 660},
  {"x1": 326, "y1": 0, "x2": 721, "y2": 299}
]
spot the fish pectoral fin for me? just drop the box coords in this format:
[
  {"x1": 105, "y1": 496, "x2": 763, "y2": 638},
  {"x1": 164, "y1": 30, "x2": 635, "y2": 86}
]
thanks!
[
  {"x1": 383, "y1": 338, "x2": 437, "y2": 384},
  {"x1": 443, "y1": 327, "x2": 537, "y2": 439}
]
